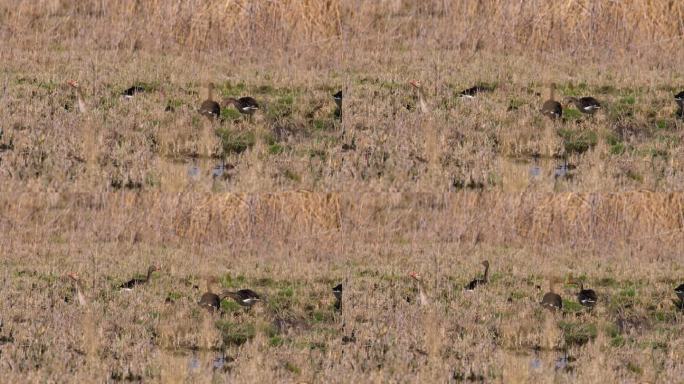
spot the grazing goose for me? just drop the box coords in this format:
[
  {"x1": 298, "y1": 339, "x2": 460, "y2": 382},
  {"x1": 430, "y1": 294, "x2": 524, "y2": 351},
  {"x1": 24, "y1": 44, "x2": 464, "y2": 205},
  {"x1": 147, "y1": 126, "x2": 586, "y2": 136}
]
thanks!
[
  {"x1": 199, "y1": 83, "x2": 220, "y2": 119},
  {"x1": 675, "y1": 91, "x2": 684, "y2": 105},
  {"x1": 459, "y1": 85, "x2": 494, "y2": 99},
  {"x1": 465, "y1": 260, "x2": 490, "y2": 291},
  {"x1": 408, "y1": 272, "x2": 429, "y2": 306},
  {"x1": 119, "y1": 265, "x2": 159, "y2": 291},
  {"x1": 333, "y1": 90, "x2": 342, "y2": 118},
  {"x1": 675, "y1": 91, "x2": 684, "y2": 117},
  {"x1": 66, "y1": 80, "x2": 87, "y2": 113},
  {"x1": 565, "y1": 96, "x2": 601, "y2": 115},
  {"x1": 221, "y1": 289, "x2": 261, "y2": 307},
  {"x1": 199, "y1": 277, "x2": 221, "y2": 311},
  {"x1": 540, "y1": 278, "x2": 562, "y2": 311},
  {"x1": 541, "y1": 83, "x2": 562, "y2": 119},
  {"x1": 223, "y1": 96, "x2": 260, "y2": 116},
  {"x1": 577, "y1": 283, "x2": 598, "y2": 307},
  {"x1": 675, "y1": 283, "x2": 684, "y2": 303},
  {"x1": 408, "y1": 80, "x2": 429, "y2": 113},
  {"x1": 332, "y1": 283, "x2": 343, "y2": 311},
  {"x1": 67, "y1": 273, "x2": 87, "y2": 306},
  {"x1": 122, "y1": 85, "x2": 145, "y2": 99}
]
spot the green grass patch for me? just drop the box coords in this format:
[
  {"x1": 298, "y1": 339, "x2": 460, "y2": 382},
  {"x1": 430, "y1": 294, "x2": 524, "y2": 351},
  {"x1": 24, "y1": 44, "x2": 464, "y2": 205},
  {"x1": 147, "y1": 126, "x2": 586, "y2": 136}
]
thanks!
[
  {"x1": 165, "y1": 291, "x2": 182, "y2": 303},
  {"x1": 284, "y1": 361, "x2": 301, "y2": 375},
  {"x1": 216, "y1": 321, "x2": 255, "y2": 346},
  {"x1": 309, "y1": 310, "x2": 334, "y2": 323},
  {"x1": 220, "y1": 108, "x2": 243, "y2": 121},
  {"x1": 562, "y1": 300, "x2": 584, "y2": 315},
  {"x1": 268, "y1": 143, "x2": 285, "y2": 155},
  {"x1": 282, "y1": 169, "x2": 301, "y2": 183},
  {"x1": 216, "y1": 128, "x2": 255, "y2": 155},
  {"x1": 558, "y1": 128, "x2": 598, "y2": 154},
  {"x1": 269, "y1": 335, "x2": 285, "y2": 347},
  {"x1": 562, "y1": 108, "x2": 583, "y2": 122},
  {"x1": 220, "y1": 300, "x2": 243, "y2": 314},
  {"x1": 559, "y1": 321, "x2": 597, "y2": 346},
  {"x1": 626, "y1": 361, "x2": 643, "y2": 375}
]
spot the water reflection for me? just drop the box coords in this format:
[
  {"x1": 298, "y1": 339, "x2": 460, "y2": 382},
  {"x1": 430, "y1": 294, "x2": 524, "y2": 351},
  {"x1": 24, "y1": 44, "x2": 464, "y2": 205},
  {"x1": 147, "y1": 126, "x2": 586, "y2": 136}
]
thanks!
[
  {"x1": 188, "y1": 350, "x2": 230, "y2": 373},
  {"x1": 529, "y1": 348, "x2": 574, "y2": 373},
  {"x1": 187, "y1": 162, "x2": 201, "y2": 182},
  {"x1": 211, "y1": 162, "x2": 225, "y2": 179}
]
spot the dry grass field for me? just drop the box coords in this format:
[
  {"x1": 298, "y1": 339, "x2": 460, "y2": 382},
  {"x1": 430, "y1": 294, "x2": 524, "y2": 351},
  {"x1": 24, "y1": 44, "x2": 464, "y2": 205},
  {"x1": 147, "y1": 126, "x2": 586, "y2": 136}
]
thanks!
[{"x1": 1, "y1": 1, "x2": 684, "y2": 383}]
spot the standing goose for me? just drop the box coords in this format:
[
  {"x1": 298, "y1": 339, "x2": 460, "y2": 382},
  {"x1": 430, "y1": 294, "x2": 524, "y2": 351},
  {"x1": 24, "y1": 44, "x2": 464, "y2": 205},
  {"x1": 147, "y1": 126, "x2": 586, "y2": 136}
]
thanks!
[
  {"x1": 465, "y1": 260, "x2": 490, "y2": 291},
  {"x1": 223, "y1": 96, "x2": 260, "y2": 116},
  {"x1": 66, "y1": 80, "x2": 88, "y2": 113},
  {"x1": 409, "y1": 80, "x2": 429, "y2": 113},
  {"x1": 221, "y1": 289, "x2": 261, "y2": 307},
  {"x1": 333, "y1": 90, "x2": 342, "y2": 118},
  {"x1": 332, "y1": 283, "x2": 343, "y2": 311},
  {"x1": 119, "y1": 265, "x2": 159, "y2": 291},
  {"x1": 577, "y1": 282, "x2": 598, "y2": 307},
  {"x1": 675, "y1": 91, "x2": 684, "y2": 117},
  {"x1": 541, "y1": 83, "x2": 562, "y2": 119},
  {"x1": 67, "y1": 273, "x2": 88, "y2": 306},
  {"x1": 540, "y1": 277, "x2": 562, "y2": 311},
  {"x1": 408, "y1": 272, "x2": 429, "y2": 306},
  {"x1": 565, "y1": 96, "x2": 601, "y2": 115},
  {"x1": 459, "y1": 84, "x2": 494, "y2": 99},
  {"x1": 199, "y1": 83, "x2": 220, "y2": 119},
  {"x1": 568, "y1": 274, "x2": 597, "y2": 307},
  {"x1": 199, "y1": 276, "x2": 221, "y2": 311},
  {"x1": 675, "y1": 283, "x2": 684, "y2": 303}
]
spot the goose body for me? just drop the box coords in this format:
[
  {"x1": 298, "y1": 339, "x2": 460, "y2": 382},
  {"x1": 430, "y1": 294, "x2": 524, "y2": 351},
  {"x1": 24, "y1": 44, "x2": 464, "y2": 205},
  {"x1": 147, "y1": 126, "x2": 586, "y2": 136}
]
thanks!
[
  {"x1": 459, "y1": 85, "x2": 494, "y2": 99},
  {"x1": 566, "y1": 96, "x2": 601, "y2": 114},
  {"x1": 333, "y1": 91, "x2": 342, "y2": 109},
  {"x1": 122, "y1": 86, "x2": 145, "y2": 99},
  {"x1": 465, "y1": 260, "x2": 490, "y2": 291},
  {"x1": 223, "y1": 97, "x2": 260, "y2": 115},
  {"x1": 541, "y1": 84, "x2": 562, "y2": 119},
  {"x1": 675, "y1": 91, "x2": 684, "y2": 103},
  {"x1": 66, "y1": 80, "x2": 87, "y2": 113},
  {"x1": 541, "y1": 278, "x2": 562, "y2": 310},
  {"x1": 199, "y1": 83, "x2": 220, "y2": 118},
  {"x1": 409, "y1": 272, "x2": 429, "y2": 306},
  {"x1": 222, "y1": 289, "x2": 261, "y2": 307},
  {"x1": 67, "y1": 273, "x2": 87, "y2": 306},
  {"x1": 577, "y1": 283, "x2": 597, "y2": 307},
  {"x1": 120, "y1": 265, "x2": 159, "y2": 291},
  {"x1": 199, "y1": 277, "x2": 221, "y2": 311},
  {"x1": 675, "y1": 283, "x2": 684, "y2": 301},
  {"x1": 333, "y1": 90, "x2": 342, "y2": 118},
  {"x1": 332, "y1": 283, "x2": 343, "y2": 311},
  {"x1": 409, "y1": 80, "x2": 429, "y2": 113}
]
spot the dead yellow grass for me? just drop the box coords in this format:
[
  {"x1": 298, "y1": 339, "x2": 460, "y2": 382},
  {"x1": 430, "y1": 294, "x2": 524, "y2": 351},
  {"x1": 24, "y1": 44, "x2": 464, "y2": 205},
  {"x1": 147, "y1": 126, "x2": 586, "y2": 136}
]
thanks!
[{"x1": 2, "y1": 1, "x2": 683, "y2": 55}]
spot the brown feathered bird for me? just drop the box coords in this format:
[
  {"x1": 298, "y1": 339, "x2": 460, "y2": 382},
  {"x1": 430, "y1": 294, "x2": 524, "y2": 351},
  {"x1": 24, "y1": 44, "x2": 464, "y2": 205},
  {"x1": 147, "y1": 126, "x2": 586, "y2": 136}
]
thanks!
[
  {"x1": 541, "y1": 277, "x2": 562, "y2": 310},
  {"x1": 199, "y1": 83, "x2": 220, "y2": 119},
  {"x1": 119, "y1": 265, "x2": 159, "y2": 291},
  {"x1": 221, "y1": 289, "x2": 261, "y2": 307},
  {"x1": 67, "y1": 272, "x2": 87, "y2": 306},
  {"x1": 541, "y1": 83, "x2": 562, "y2": 119},
  {"x1": 465, "y1": 260, "x2": 490, "y2": 291},
  {"x1": 199, "y1": 276, "x2": 221, "y2": 311},
  {"x1": 66, "y1": 80, "x2": 88, "y2": 113}
]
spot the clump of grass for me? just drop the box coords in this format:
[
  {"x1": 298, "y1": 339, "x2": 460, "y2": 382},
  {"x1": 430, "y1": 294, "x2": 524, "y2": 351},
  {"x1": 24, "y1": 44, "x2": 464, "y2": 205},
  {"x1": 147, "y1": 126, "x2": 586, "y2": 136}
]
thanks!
[
  {"x1": 216, "y1": 128, "x2": 256, "y2": 155},
  {"x1": 558, "y1": 128, "x2": 598, "y2": 154},
  {"x1": 216, "y1": 321, "x2": 255, "y2": 346},
  {"x1": 558, "y1": 321, "x2": 597, "y2": 346}
]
